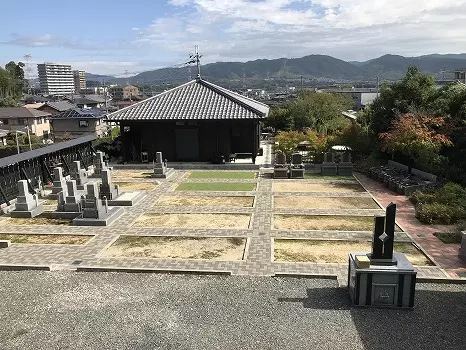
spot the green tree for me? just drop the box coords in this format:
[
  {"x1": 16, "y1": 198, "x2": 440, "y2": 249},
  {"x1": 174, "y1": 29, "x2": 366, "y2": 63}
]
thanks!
[
  {"x1": 0, "y1": 61, "x2": 25, "y2": 106},
  {"x1": 369, "y1": 66, "x2": 437, "y2": 137},
  {"x1": 264, "y1": 107, "x2": 294, "y2": 131}
]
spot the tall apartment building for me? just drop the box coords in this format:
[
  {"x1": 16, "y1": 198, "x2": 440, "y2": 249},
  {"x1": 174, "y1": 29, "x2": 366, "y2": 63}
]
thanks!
[
  {"x1": 73, "y1": 70, "x2": 86, "y2": 92},
  {"x1": 37, "y1": 63, "x2": 75, "y2": 95}
]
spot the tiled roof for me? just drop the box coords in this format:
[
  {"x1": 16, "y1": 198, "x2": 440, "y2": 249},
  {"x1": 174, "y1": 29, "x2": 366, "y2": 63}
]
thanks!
[
  {"x1": 52, "y1": 108, "x2": 104, "y2": 119},
  {"x1": 106, "y1": 79, "x2": 269, "y2": 121},
  {"x1": 40, "y1": 101, "x2": 76, "y2": 112},
  {"x1": 0, "y1": 129, "x2": 9, "y2": 137},
  {"x1": 0, "y1": 107, "x2": 51, "y2": 119}
]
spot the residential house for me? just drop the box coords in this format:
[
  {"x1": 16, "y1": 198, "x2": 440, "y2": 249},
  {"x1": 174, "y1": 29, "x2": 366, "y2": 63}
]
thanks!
[
  {"x1": 318, "y1": 88, "x2": 379, "y2": 111},
  {"x1": 37, "y1": 101, "x2": 75, "y2": 116},
  {"x1": 50, "y1": 108, "x2": 107, "y2": 141},
  {"x1": 0, "y1": 107, "x2": 51, "y2": 138},
  {"x1": 109, "y1": 85, "x2": 140, "y2": 100},
  {"x1": 106, "y1": 78, "x2": 269, "y2": 163},
  {"x1": 65, "y1": 94, "x2": 107, "y2": 109}
]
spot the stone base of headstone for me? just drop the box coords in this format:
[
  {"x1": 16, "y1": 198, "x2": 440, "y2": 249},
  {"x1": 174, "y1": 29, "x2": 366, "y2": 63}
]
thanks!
[
  {"x1": 347, "y1": 252, "x2": 416, "y2": 308},
  {"x1": 338, "y1": 163, "x2": 353, "y2": 176},
  {"x1": 151, "y1": 167, "x2": 174, "y2": 179},
  {"x1": 73, "y1": 206, "x2": 124, "y2": 226},
  {"x1": 52, "y1": 211, "x2": 82, "y2": 219},
  {"x1": 99, "y1": 184, "x2": 120, "y2": 200},
  {"x1": 273, "y1": 167, "x2": 288, "y2": 179},
  {"x1": 460, "y1": 232, "x2": 466, "y2": 258},
  {"x1": 0, "y1": 240, "x2": 11, "y2": 248},
  {"x1": 321, "y1": 163, "x2": 338, "y2": 176},
  {"x1": 11, "y1": 203, "x2": 44, "y2": 218},
  {"x1": 290, "y1": 168, "x2": 305, "y2": 178},
  {"x1": 107, "y1": 191, "x2": 145, "y2": 206}
]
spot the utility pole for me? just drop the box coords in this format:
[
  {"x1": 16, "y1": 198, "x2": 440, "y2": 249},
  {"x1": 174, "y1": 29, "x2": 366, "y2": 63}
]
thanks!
[
  {"x1": 186, "y1": 45, "x2": 202, "y2": 79},
  {"x1": 26, "y1": 125, "x2": 32, "y2": 151},
  {"x1": 15, "y1": 131, "x2": 20, "y2": 154},
  {"x1": 376, "y1": 76, "x2": 380, "y2": 98}
]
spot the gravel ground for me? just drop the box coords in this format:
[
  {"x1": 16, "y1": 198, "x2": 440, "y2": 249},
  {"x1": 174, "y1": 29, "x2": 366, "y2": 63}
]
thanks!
[{"x1": 0, "y1": 272, "x2": 465, "y2": 350}]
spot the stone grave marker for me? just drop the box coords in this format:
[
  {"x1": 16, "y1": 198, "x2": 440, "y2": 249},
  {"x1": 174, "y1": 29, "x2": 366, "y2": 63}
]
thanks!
[
  {"x1": 152, "y1": 151, "x2": 174, "y2": 178},
  {"x1": 321, "y1": 152, "x2": 337, "y2": 176},
  {"x1": 99, "y1": 169, "x2": 119, "y2": 200},
  {"x1": 338, "y1": 152, "x2": 353, "y2": 176},
  {"x1": 71, "y1": 160, "x2": 89, "y2": 190},
  {"x1": 11, "y1": 180, "x2": 44, "y2": 218},
  {"x1": 51, "y1": 167, "x2": 68, "y2": 199}
]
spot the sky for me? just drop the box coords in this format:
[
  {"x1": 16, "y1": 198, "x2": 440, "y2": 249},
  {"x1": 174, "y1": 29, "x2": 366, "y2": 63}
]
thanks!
[{"x1": 1, "y1": 0, "x2": 465, "y2": 77}]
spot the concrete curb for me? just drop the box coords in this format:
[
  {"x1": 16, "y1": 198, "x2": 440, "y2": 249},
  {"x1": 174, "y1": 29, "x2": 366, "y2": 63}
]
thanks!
[
  {"x1": 0, "y1": 264, "x2": 51, "y2": 271},
  {"x1": 76, "y1": 266, "x2": 232, "y2": 275}
]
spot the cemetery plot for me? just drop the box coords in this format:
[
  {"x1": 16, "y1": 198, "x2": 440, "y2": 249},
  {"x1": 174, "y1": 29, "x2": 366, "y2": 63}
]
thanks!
[
  {"x1": 176, "y1": 183, "x2": 256, "y2": 191},
  {"x1": 274, "y1": 196, "x2": 380, "y2": 210},
  {"x1": 115, "y1": 182, "x2": 157, "y2": 191},
  {"x1": 102, "y1": 236, "x2": 246, "y2": 260},
  {"x1": 133, "y1": 213, "x2": 252, "y2": 229},
  {"x1": 272, "y1": 182, "x2": 364, "y2": 193},
  {"x1": 274, "y1": 239, "x2": 433, "y2": 266},
  {"x1": 274, "y1": 214, "x2": 402, "y2": 231},
  {"x1": 111, "y1": 171, "x2": 153, "y2": 180},
  {"x1": 187, "y1": 171, "x2": 257, "y2": 179},
  {"x1": 4, "y1": 212, "x2": 72, "y2": 226},
  {"x1": 154, "y1": 195, "x2": 254, "y2": 207},
  {"x1": 0, "y1": 234, "x2": 92, "y2": 245}
]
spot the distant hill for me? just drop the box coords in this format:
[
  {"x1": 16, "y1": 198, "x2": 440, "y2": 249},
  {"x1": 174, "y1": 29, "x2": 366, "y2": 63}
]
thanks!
[{"x1": 88, "y1": 53, "x2": 466, "y2": 85}]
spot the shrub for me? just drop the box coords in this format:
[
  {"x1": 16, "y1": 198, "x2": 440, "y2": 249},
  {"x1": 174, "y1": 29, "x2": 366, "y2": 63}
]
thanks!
[{"x1": 411, "y1": 182, "x2": 466, "y2": 224}]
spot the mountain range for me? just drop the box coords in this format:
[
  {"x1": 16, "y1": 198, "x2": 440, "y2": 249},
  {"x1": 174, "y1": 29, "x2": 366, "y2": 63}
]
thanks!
[{"x1": 86, "y1": 53, "x2": 466, "y2": 85}]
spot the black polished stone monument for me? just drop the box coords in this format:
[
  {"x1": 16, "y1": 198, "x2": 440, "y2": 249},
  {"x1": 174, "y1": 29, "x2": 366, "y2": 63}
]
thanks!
[{"x1": 348, "y1": 203, "x2": 416, "y2": 308}]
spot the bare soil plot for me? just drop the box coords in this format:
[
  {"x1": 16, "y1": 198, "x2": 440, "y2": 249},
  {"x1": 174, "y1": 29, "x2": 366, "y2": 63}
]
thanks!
[
  {"x1": 274, "y1": 196, "x2": 380, "y2": 210},
  {"x1": 115, "y1": 182, "x2": 157, "y2": 191},
  {"x1": 112, "y1": 171, "x2": 153, "y2": 180},
  {"x1": 3, "y1": 212, "x2": 72, "y2": 226},
  {"x1": 176, "y1": 182, "x2": 256, "y2": 191},
  {"x1": 154, "y1": 195, "x2": 254, "y2": 207},
  {"x1": 274, "y1": 215, "x2": 402, "y2": 231},
  {"x1": 133, "y1": 213, "x2": 251, "y2": 229},
  {"x1": 272, "y1": 182, "x2": 364, "y2": 193},
  {"x1": 274, "y1": 239, "x2": 433, "y2": 266},
  {"x1": 103, "y1": 236, "x2": 246, "y2": 260},
  {"x1": 0, "y1": 234, "x2": 92, "y2": 245}
]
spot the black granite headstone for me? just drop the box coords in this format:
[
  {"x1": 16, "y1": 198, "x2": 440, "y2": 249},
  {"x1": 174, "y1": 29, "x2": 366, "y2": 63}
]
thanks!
[{"x1": 370, "y1": 202, "x2": 397, "y2": 262}]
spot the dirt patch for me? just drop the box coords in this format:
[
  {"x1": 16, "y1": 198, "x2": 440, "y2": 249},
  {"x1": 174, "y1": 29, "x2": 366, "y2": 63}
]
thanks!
[
  {"x1": 112, "y1": 171, "x2": 153, "y2": 180},
  {"x1": 133, "y1": 213, "x2": 251, "y2": 229},
  {"x1": 176, "y1": 182, "x2": 256, "y2": 191},
  {"x1": 115, "y1": 182, "x2": 157, "y2": 191},
  {"x1": 0, "y1": 234, "x2": 91, "y2": 245},
  {"x1": 272, "y1": 182, "x2": 364, "y2": 193},
  {"x1": 4, "y1": 212, "x2": 72, "y2": 226},
  {"x1": 103, "y1": 236, "x2": 246, "y2": 260},
  {"x1": 274, "y1": 239, "x2": 432, "y2": 266},
  {"x1": 274, "y1": 215, "x2": 402, "y2": 231},
  {"x1": 188, "y1": 171, "x2": 256, "y2": 179},
  {"x1": 154, "y1": 195, "x2": 254, "y2": 207},
  {"x1": 274, "y1": 196, "x2": 380, "y2": 210}
]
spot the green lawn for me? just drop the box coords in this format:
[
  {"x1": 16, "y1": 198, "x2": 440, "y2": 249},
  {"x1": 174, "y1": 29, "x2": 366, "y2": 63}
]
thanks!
[
  {"x1": 188, "y1": 171, "x2": 256, "y2": 179},
  {"x1": 304, "y1": 173, "x2": 354, "y2": 180},
  {"x1": 176, "y1": 182, "x2": 256, "y2": 191}
]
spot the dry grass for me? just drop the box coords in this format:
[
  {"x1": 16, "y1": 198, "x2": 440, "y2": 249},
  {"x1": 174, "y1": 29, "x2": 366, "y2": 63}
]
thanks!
[
  {"x1": 274, "y1": 215, "x2": 402, "y2": 231},
  {"x1": 274, "y1": 196, "x2": 380, "y2": 210},
  {"x1": 103, "y1": 236, "x2": 246, "y2": 260},
  {"x1": 112, "y1": 171, "x2": 153, "y2": 180},
  {"x1": 133, "y1": 213, "x2": 251, "y2": 229},
  {"x1": 272, "y1": 182, "x2": 364, "y2": 193},
  {"x1": 274, "y1": 239, "x2": 432, "y2": 266},
  {"x1": 154, "y1": 195, "x2": 254, "y2": 207},
  {"x1": 115, "y1": 182, "x2": 157, "y2": 191},
  {"x1": 4, "y1": 212, "x2": 72, "y2": 226},
  {"x1": 0, "y1": 234, "x2": 91, "y2": 245}
]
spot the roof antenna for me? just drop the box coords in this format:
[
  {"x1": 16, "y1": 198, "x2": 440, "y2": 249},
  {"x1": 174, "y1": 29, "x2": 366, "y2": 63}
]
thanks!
[{"x1": 186, "y1": 45, "x2": 202, "y2": 80}]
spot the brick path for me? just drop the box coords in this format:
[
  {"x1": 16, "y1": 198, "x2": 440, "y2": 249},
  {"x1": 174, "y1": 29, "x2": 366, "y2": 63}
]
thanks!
[
  {"x1": 0, "y1": 169, "x2": 460, "y2": 284},
  {"x1": 355, "y1": 173, "x2": 466, "y2": 279}
]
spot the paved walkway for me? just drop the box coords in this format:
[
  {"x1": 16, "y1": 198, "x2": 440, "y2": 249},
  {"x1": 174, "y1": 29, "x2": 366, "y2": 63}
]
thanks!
[
  {"x1": 355, "y1": 173, "x2": 466, "y2": 279},
  {"x1": 0, "y1": 170, "x2": 461, "y2": 284}
]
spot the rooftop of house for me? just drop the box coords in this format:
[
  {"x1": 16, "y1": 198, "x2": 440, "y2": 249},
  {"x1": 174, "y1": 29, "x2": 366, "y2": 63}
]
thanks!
[
  {"x1": 38, "y1": 101, "x2": 76, "y2": 112},
  {"x1": 0, "y1": 107, "x2": 51, "y2": 119},
  {"x1": 51, "y1": 108, "x2": 104, "y2": 119},
  {"x1": 106, "y1": 78, "x2": 269, "y2": 121},
  {"x1": 0, "y1": 129, "x2": 9, "y2": 137}
]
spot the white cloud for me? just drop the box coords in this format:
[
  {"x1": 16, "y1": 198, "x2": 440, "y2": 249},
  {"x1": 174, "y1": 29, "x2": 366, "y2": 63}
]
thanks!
[{"x1": 135, "y1": 0, "x2": 466, "y2": 62}]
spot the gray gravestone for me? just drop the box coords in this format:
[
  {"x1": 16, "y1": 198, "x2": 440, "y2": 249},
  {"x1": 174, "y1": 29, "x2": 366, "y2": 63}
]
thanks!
[
  {"x1": 93, "y1": 151, "x2": 107, "y2": 176},
  {"x1": 290, "y1": 153, "x2": 304, "y2": 178},
  {"x1": 338, "y1": 152, "x2": 353, "y2": 176},
  {"x1": 321, "y1": 152, "x2": 337, "y2": 176},
  {"x1": 51, "y1": 167, "x2": 67, "y2": 198},
  {"x1": 64, "y1": 180, "x2": 82, "y2": 212},
  {"x1": 82, "y1": 182, "x2": 106, "y2": 219},
  {"x1": 71, "y1": 160, "x2": 89, "y2": 190},
  {"x1": 11, "y1": 180, "x2": 44, "y2": 218},
  {"x1": 56, "y1": 191, "x2": 66, "y2": 212},
  {"x1": 99, "y1": 169, "x2": 119, "y2": 200},
  {"x1": 275, "y1": 153, "x2": 286, "y2": 165},
  {"x1": 153, "y1": 151, "x2": 167, "y2": 176}
]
